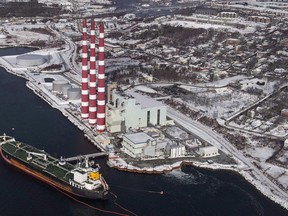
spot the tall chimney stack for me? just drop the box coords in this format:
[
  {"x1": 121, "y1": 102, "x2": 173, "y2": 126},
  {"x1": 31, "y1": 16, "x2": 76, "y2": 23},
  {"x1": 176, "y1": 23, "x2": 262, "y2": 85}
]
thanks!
[
  {"x1": 81, "y1": 19, "x2": 89, "y2": 119},
  {"x1": 96, "y1": 22, "x2": 106, "y2": 132},
  {"x1": 88, "y1": 19, "x2": 97, "y2": 126}
]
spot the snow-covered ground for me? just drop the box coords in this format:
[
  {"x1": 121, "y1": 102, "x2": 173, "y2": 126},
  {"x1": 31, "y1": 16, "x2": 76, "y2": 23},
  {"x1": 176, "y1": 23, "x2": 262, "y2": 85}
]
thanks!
[
  {"x1": 161, "y1": 14, "x2": 265, "y2": 33},
  {"x1": 134, "y1": 85, "x2": 157, "y2": 93},
  {"x1": 0, "y1": 9, "x2": 287, "y2": 211},
  {"x1": 192, "y1": 75, "x2": 248, "y2": 88},
  {"x1": 0, "y1": 23, "x2": 56, "y2": 47},
  {"x1": 122, "y1": 85, "x2": 288, "y2": 208},
  {"x1": 160, "y1": 77, "x2": 278, "y2": 119},
  {"x1": 1, "y1": 49, "x2": 63, "y2": 71},
  {"x1": 167, "y1": 107, "x2": 288, "y2": 209}
]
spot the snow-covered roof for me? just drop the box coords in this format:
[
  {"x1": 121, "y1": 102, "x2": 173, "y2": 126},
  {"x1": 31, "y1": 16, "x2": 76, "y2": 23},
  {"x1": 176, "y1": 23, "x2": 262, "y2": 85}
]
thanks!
[
  {"x1": 124, "y1": 132, "x2": 154, "y2": 144},
  {"x1": 126, "y1": 90, "x2": 166, "y2": 109},
  {"x1": 200, "y1": 146, "x2": 218, "y2": 152}
]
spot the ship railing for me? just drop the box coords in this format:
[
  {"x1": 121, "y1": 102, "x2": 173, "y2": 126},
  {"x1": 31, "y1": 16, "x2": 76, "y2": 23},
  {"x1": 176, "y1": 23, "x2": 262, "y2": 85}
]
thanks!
[
  {"x1": 69, "y1": 179, "x2": 85, "y2": 189},
  {"x1": 32, "y1": 159, "x2": 48, "y2": 169},
  {"x1": 0, "y1": 136, "x2": 16, "y2": 146},
  {"x1": 100, "y1": 176, "x2": 109, "y2": 191}
]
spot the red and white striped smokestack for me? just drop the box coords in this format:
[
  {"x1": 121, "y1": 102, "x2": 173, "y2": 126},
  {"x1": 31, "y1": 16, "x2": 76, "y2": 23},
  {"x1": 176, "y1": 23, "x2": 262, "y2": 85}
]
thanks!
[
  {"x1": 96, "y1": 22, "x2": 106, "y2": 132},
  {"x1": 88, "y1": 19, "x2": 97, "y2": 126},
  {"x1": 81, "y1": 19, "x2": 89, "y2": 119}
]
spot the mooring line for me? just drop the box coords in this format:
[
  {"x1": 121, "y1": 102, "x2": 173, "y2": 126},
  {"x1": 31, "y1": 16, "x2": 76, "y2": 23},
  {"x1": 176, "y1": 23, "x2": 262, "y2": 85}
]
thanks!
[
  {"x1": 52, "y1": 185, "x2": 129, "y2": 216},
  {"x1": 110, "y1": 191, "x2": 139, "y2": 216},
  {"x1": 110, "y1": 185, "x2": 164, "y2": 195}
]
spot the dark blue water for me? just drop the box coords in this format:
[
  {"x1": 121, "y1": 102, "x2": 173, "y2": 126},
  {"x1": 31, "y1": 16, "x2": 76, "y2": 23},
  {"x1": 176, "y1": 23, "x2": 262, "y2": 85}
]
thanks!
[
  {"x1": 115, "y1": 0, "x2": 139, "y2": 10},
  {"x1": 0, "y1": 47, "x2": 288, "y2": 216},
  {"x1": 115, "y1": 0, "x2": 172, "y2": 18}
]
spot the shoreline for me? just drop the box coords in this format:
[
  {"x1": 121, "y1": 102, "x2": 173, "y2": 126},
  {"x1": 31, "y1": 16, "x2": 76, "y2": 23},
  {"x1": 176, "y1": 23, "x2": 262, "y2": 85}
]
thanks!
[
  {"x1": 107, "y1": 152, "x2": 288, "y2": 210},
  {"x1": 182, "y1": 160, "x2": 288, "y2": 210},
  {"x1": 0, "y1": 51, "x2": 288, "y2": 211}
]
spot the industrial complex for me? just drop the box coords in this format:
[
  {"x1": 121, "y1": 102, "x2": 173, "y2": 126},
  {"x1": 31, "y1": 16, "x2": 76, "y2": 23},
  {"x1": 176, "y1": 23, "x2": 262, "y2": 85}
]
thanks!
[
  {"x1": 54, "y1": 18, "x2": 220, "y2": 164},
  {"x1": 0, "y1": 0, "x2": 288, "y2": 212},
  {"x1": 0, "y1": 16, "x2": 223, "y2": 170}
]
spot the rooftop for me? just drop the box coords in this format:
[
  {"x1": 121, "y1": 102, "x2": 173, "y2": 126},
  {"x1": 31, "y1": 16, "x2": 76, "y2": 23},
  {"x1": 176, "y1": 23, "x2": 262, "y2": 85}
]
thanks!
[
  {"x1": 126, "y1": 90, "x2": 166, "y2": 109},
  {"x1": 124, "y1": 132, "x2": 154, "y2": 144}
]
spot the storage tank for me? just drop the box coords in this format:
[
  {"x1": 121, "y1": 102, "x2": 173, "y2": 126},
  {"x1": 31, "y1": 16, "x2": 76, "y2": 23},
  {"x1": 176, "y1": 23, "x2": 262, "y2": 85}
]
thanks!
[
  {"x1": 62, "y1": 84, "x2": 71, "y2": 96},
  {"x1": 67, "y1": 88, "x2": 81, "y2": 100},
  {"x1": 53, "y1": 80, "x2": 69, "y2": 93},
  {"x1": 16, "y1": 54, "x2": 46, "y2": 66}
]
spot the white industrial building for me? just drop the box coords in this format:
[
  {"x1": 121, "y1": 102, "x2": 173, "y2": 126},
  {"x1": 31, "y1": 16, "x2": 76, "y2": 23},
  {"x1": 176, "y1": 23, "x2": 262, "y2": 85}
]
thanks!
[
  {"x1": 169, "y1": 144, "x2": 186, "y2": 158},
  {"x1": 122, "y1": 132, "x2": 186, "y2": 159},
  {"x1": 106, "y1": 90, "x2": 167, "y2": 133},
  {"x1": 199, "y1": 146, "x2": 219, "y2": 158},
  {"x1": 122, "y1": 132, "x2": 156, "y2": 158}
]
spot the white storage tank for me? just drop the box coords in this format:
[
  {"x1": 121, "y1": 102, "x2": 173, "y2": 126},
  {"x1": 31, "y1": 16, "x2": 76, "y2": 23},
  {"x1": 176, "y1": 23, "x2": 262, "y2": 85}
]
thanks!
[
  {"x1": 52, "y1": 80, "x2": 69, "y2": 93},
  {"x1": 16, "y1": 54, "x2": 46, "y2": 66},
  {"x1": 62, "y1": 84, "x2": 71, "y2": 96},
  {"x1": 67, "y1": 88, "x2": 81, "y2": 100}
]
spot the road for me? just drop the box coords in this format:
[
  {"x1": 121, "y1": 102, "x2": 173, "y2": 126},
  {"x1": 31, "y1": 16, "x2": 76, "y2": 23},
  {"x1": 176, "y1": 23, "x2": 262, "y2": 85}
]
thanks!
[
  {"x1": 49, "y1": 1, "x2": 288, "y2": 207},
  {"x1": 167, "y1": 107, "x2": 288, "y2": 202}
]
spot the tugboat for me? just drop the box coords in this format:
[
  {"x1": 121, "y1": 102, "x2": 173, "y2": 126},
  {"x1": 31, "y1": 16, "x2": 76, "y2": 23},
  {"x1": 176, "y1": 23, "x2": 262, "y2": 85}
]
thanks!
[{"x1": 0, "y1": 134, "x2": 109, "y2": 200}]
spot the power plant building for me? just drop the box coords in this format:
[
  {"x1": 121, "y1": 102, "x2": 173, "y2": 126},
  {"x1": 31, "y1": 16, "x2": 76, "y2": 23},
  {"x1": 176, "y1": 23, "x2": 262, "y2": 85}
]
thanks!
[
  {"x1": 122, "y1": 132, "x2": 155, "y2": 158},
  {"x1": 106, "y1": 90, "x2": 167, "y2": 133},
  {"x1": 122, "y1": 132, "x2": 186, "y2": 159}
]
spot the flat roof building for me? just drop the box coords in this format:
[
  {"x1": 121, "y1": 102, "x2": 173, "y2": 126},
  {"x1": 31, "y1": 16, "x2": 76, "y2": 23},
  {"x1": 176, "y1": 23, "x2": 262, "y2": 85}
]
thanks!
[
  {"x1": 122, "y1": 132, "x2": 176, "y2": 159},
  {"x1": 122, "y1": 132, "x2": 155, "y2": 158},
  {"x1": 199, "y1": 146, "x2": 219, "y2": 158}
]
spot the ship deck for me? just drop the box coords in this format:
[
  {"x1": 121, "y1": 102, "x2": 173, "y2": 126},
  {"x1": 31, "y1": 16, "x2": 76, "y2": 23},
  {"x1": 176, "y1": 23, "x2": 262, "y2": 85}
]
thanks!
[{"x1": 2, "y1": 141, "x2": 75, "y2": 183}]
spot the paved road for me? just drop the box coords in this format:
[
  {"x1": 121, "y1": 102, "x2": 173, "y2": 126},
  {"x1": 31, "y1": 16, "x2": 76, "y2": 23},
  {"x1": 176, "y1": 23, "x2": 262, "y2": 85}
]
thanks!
[{"x1": 167, "y1": 107, "x2": 288, "y2": 202}]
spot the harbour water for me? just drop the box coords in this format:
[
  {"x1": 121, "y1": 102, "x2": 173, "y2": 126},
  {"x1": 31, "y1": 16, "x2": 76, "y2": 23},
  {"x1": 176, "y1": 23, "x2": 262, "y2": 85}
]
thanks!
[
  {"x1": 0, "y1": 48, "x2": 288, "y2": 216},
  {"x1": 115, "y1": 0, "x2": 173, "y2": 18}
]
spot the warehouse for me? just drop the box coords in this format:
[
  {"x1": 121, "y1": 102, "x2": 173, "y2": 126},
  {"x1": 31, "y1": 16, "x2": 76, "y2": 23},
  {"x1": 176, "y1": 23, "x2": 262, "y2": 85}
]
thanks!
[{"x1": 199, "y1": 146, "x2": 219, "y2": 158}]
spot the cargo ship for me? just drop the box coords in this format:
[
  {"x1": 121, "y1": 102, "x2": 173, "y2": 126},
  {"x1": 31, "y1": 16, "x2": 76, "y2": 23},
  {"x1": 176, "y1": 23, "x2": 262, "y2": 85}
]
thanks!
[{"x1": 0, "y1": 134, "x2": 109, "y2": 200}]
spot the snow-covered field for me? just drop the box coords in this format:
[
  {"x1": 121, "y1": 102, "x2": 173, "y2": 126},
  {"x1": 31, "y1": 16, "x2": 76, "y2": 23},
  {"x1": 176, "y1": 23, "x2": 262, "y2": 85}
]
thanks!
[
  {"x1": 0, "y1": 9, "x2": 288, "y2": 211},
  {"x1": 158, "y1": 77, "x2": 279, "y2": 119},
  {"x1": 0, "y1": 23, "x2": 55, "y2": 47},
  {"x1": 162, "y1": 16, "x2": 261, "y2": 34},
  {"x1": 134, "y1": 85, "x2": 157, "y2": 93}
]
